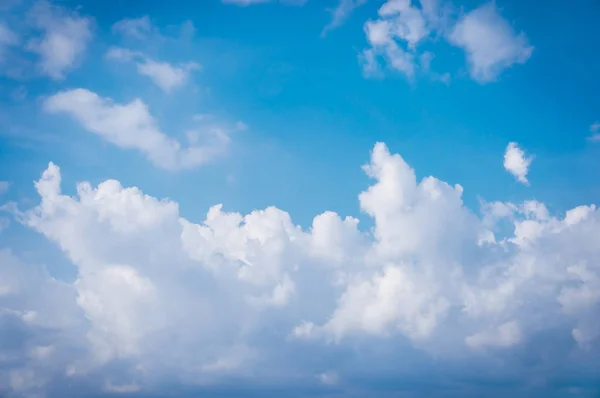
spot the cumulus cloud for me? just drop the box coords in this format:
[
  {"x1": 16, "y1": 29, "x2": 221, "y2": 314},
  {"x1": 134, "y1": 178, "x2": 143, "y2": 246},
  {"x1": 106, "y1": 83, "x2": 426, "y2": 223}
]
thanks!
[
  {"x1": 106, "y1": 47, "x2": 200, "y2": 92},
  {"x1": 448, "y1": 2, "x2": 533, "y2": 83},
  {"x1": 25, "y1": 0, "x2": 92, "y2": 79},
  {"x1": 2, "y1": 143, "x2": 600, "y2": 396},
  {"x1": 504, "y1": 142, "x2": 533, "y2": 185},
  {"x1": 361, "y1": 1, "x2": 532, "y2": 83},
  {"x1": 361, "y1": 0, "x2": 425, "y2": 78},
  {"x1": 43, "y1": 88, "x2": 240, "y2": 170}
]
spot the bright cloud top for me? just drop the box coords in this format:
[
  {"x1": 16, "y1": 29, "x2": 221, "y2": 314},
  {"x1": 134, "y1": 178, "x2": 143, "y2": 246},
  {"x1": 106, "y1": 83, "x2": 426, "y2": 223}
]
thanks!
[
  {"x1": 43, "y1": 89, "x2": 239, "y2": 170},
  {"x1": 2, "y1": 143, "x2": 599, "y2": 397},
  {"x1": 503, "y1": 141, "x2": 533, "y2": 185}
]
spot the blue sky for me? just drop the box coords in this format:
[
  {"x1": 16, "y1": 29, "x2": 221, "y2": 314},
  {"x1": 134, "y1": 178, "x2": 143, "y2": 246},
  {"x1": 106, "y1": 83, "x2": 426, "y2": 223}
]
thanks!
[{"x1": 1, "y1": 0, "x2": 600, "y2": 397}]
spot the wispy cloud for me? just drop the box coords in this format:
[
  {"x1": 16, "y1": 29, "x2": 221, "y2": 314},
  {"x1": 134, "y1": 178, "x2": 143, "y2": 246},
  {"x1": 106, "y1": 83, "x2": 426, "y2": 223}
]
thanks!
[
  {"x1": 25, "y1": 0, "x2": 93, "y2": 80},
  {"x1": 589, "y1": 121, "x2": 600, "y2": 142},
  {"x1": 106, "y1": 47, "x2": 199, "y2": 92},
  {"x1": 322, "y1": 0, "x2": 369, "y2": 36}
]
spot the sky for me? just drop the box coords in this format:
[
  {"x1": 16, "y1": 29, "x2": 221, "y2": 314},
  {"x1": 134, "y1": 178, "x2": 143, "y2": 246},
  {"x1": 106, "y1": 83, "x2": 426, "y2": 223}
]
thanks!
[{"x1": 0, "y1": 0, "x2": 600, "y2": 397}]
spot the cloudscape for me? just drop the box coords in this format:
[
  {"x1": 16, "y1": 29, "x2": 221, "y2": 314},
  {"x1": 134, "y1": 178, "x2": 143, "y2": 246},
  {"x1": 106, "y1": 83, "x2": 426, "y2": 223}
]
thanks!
[{"x1": 1, "y1": 1, "x2": 599, "y2": 397}]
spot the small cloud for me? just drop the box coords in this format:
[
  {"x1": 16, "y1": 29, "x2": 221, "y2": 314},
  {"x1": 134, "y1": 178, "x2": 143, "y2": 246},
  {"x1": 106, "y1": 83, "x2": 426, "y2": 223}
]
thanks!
[
  {"x1": 106, "y1": 47, "x2": 199, "y2": 92},
  {"x1": 318, "y1": 371, "x2": 339, "y2": 386},
  {"x1": 589, "y1": 122, "x2": 600, "y2": 142},
  {"x1": 448, "y1": 3, "x2": 533, "y2": 83},
  {"x1": 0, "y1": 23, "x2": 19, "y2": 48},
  {"x1": 504, "y1": 142, "x2": 533, "y2": 185},
  {"x1": 322, "y1": 0, "x2": 369, "y2": 36},
  {"x1": 112, "y1": 16, "x2": 153, "y2": 39},
  {"x1": 25, "y1": 0, "x2": 93, "y2": 80}
]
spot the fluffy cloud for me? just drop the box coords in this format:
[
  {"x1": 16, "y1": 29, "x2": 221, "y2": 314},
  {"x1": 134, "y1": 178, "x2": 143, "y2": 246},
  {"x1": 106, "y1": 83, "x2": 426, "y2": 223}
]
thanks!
[
  {"x1": 361, "y1": 0, "x2": 433, "y2": 78},
  {"x1": 361, "y1": 1, "x2": 532, "y2": 83},
  {"x1": 2, "y1": 143, "x2": 600, "y2": 396},
  {"x1": 503, "y1": 142, "x2": 533, "y2": 185},
  {"x1": 448, "y1": 2, "x2": 533, "y2": 83},
  {"x1": 43, "y1": 88, "x2": 240, "y2": 170},
  {"x1": 106, "y1": 47, "x2": 200, "y2": 92},
  {"x1": 25, "y1": 0, "x2": 92, "y2": 79}
]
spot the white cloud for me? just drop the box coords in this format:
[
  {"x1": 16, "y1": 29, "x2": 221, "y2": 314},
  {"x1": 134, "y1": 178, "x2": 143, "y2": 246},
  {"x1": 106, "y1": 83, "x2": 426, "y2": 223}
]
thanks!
[
  {"x1": 322, "y1": 0, "x2": 369, "y2": 36},
  {"x1": 25, "y1": 0, "x2": 92, "y2": 80},
  {"x1": 448, "y1": 3, "x2": 533, "y2": 83},
  {"x1": 360, "y1": 1, "x2": 532, "y2": 83},
  {"x1": 43, "y1": 88, "x2": 238, "y2": 170},
  {"x1": 106, "y1": 47, "x2": 200, "y2": 92},
  {"x1": 503, "y1": 142, "x2": 533, "y2": 185},
  {"x1": 2, "y1": 143, "x2": 600, "y2": 396},
  {"x1": 111, "y1": 16, "x2": 153, "y2": 39},
  {"x1": 360, "y1": 0, "x2": 443, "y2": 79},
  {"x1": 466, "y1": 320, "x2": 522, "y2": 349}
]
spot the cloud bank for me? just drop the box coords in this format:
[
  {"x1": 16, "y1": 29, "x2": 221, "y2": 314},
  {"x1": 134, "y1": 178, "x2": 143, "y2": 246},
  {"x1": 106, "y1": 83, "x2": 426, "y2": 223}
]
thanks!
[{"x1": 2, "y1": 142, "x2": 599, "y2": 397}]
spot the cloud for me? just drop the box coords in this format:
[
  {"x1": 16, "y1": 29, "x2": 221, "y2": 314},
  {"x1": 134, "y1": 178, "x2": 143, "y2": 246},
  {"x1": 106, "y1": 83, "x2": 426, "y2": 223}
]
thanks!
[
  {"x1": 106, "y1": 47, "x2": 200, "y2": 92},
  {"x1": 0, "y1": 23, "x2": 19, "y2": 53},
  {"x1": 25, "y1": 0, "x2": 92, "y2": 80},
  {"x1": 360, "y1": 0, "x2": 446, "y2": 79},
  {"x1": 0, "y1": 249, "x2": 84, "y2": 397},
  {"x1": 504, "y1": 142, "x2": 533, "y2": 185},
  {"x1": 322, "y1": 0, "x2": 369, "y2": 36},
  {"x1": 448, "y1": 2, "x2": 533, "y2": 83},
  {"x1": 111, "y1": 16, "x2": 153, "y2": 39},
  {"x1": 43, "y1": 88, "x2": 239, "y2": 170},
  {"x1": 317, "y1": 371, "x2": 339, "y2": 385},
  {"x1": 360, "y1": 1, "x2": 532, "y2": 83},
  {"x1": 465, "y1": 320, "x2": 522, "y2": 349},
  {"x1": 2, "y1": 143, "x2": 600, "y2": 396}
]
